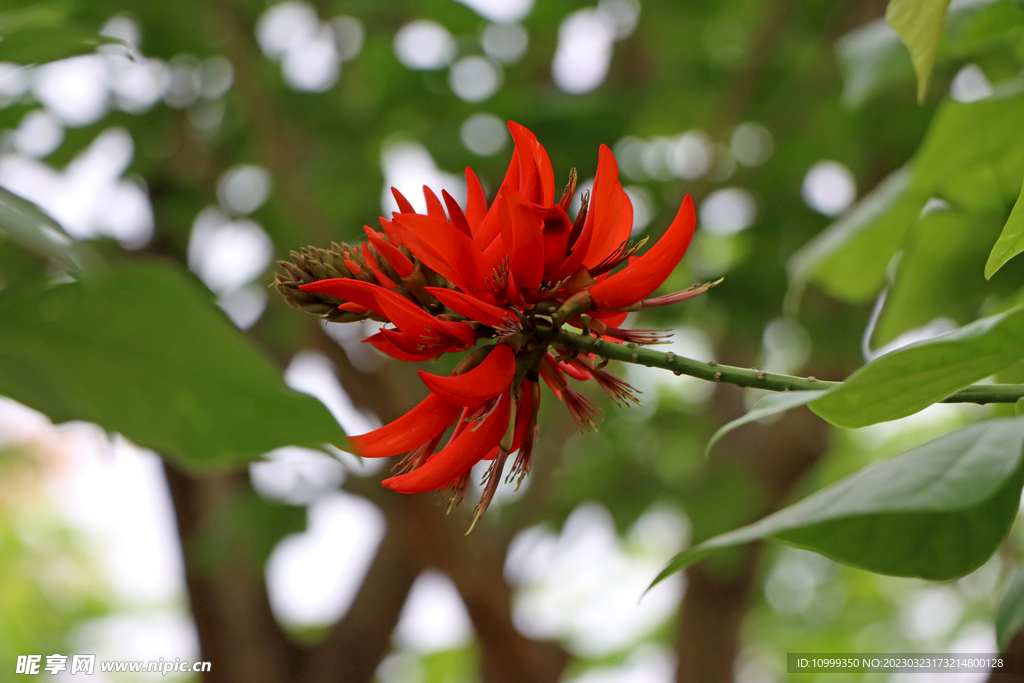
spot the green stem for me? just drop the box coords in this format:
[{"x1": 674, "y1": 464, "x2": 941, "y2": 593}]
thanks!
[{"x1": 548, "y1": 329, "x2": 1024, "y2": 405}]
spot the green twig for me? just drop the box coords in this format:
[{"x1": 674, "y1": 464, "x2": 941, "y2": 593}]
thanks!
[{"x1": 546, "y1": 329, "x2": 1024, "y2": 405}]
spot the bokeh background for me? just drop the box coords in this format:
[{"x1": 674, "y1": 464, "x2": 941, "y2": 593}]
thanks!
[{"x1": 2, "y1": 0, "x2": 1024, "y2": 681}]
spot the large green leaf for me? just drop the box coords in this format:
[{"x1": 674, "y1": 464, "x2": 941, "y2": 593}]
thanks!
[
  {"x1": 811, "y1": 306, "x2": 1024, "y2": 428},
  {"x1": 996, "y1": 570, "x2": 1024, "y2": 650},
  {"x1": 791, "y1": 93, "x2": 1024, "y2": 307},
  {"x1": 886, "y1": 0, "x2": 952, "y2": 102},
  {"x1": 0, "y1": 3, "x2": 122, "y2": 64},
  {"x1": 653, "y1": 417, "x2": 1024, "y2": 587},
  {"x1": 787, "y1": 168, "x2": 921, "y2": 306},
  {"x1": 985, "y1": 175, "x2": 1024, "y2": 279},
  {"x1": 836, "y1": 19, "x2": 916, "y2": 109},
  {"x1": 874, "y1": 209, "x2": 1008, "y2": 347},
  {"x1": 0, "y1": 261, "x2": 346, "y2": 471},
  {"x1": 0, "y1": 186, "x2": 95, "y2": 270}
]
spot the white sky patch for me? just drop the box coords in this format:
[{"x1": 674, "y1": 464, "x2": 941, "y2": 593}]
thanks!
[
  {"x1": 187, "y1": 207, "x2": 273, "y2": 294},
  {"x1": 460, "y1": 112, "x2": 509, "y2": 156},
  {"x1": 256, "y1": 3, "x2": 349, "y2": 92},
  {"x1": 284, "y1": 350, "x2": 381, "y2": 438},
  {"x1": 198, "y1": 56, "x2": 234, "y2": 98},
  {"x1": 163, "y1": 57, "x2": 202, "y2": 109},
  {"x1": 802, "y1": 160, "x2": 856, "y2": 216},
  {"x1": 552, "y1": 1, "x2": 638, "y2": 94},
  {"x1": 0, "y1": 62, "x2": 29, "y2": 105},
  {"x1": 33, "y1": 56, "x2": 110, "y2": 127},
  {"x1": 731, "y1": 122, "x2": 773, "y2": 167},
  {"x1": 699, "y1": 188, "x2": 757, "y2": 236},
  {"x1": 250, "y1": 446, "x2": 346, "y2": 505},
  {"x1": 569, "y1": 644, "x2": 674, "y2": 683},
  {"x1": 217, "y1": 164, "x2": 272, "y2": 216},
  {"x1": 395, "y1": 570, "x2": 474, "y2": 652},
  {"x1": 13, "y1": 109, "x2": 64, "y2": 158},
  {"x1": 73, "y1": 611, "x2": 199, "y2": 678},
  {"x1": 0, "y1": 126, "x2": 154, "y2": 249},
  {"x1": 108, "y1": 55, "x2": 171, "y2": 113},
  {"x1": 455, "y1": 0, "x2": 535, "y2": 23},
  {"x1": 481, "y1": 23, "x2": 529, "y2": 63},
  {"x1": 216, "y1": 284, "x2": 268, "y2": 330},
  {"x1": 380, "y1": 139, "x2": 465, "y2": 216},
  {"x1": 266, "y1": 492, "x2": 386, "y2": 626},
  {"x1": 257, "y1": 2, "x2": 321, "y2": 59},
  {"x1": 506, "y1": 503, "x2": 686, "y2": 656},
  {"x1": 394, "y1": 20, "x2": 456, "y2": 70},
  {"x1": 331, "y1": 16, "x2": 366, "y2": 63},
  {"x1": 950, "y1": 64, "x2": 992, "y2": 103},
  {"x1": 449, "y1": 56, "x2": 502, "y2": 102},
  {"x1": 28, "y1": 421, "x2": 188, "y2": 608},
  {"x1": 552, "y1": 8, "x2": 617, "y2": 94},
  {"x1": 282, "y1": 25, "x2": 340, "y2": 92}
]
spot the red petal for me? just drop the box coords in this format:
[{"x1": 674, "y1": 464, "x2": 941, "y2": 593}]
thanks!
[
  {"x1": 394, "y1": 213, "x2": 490, "y2": 293},
  {"x1": 373, "y1": 288, "x2": 476, "y2": 347},
  {"x1": 425, "y1": 287, "x2": 516, "y2": 328},
  {"x1": 419, "y1": 344, "x2": 516, "y2": 407},
  {"x1": 442, "y1": 189, "x2": 473, "y2": 237},
  {"x1": 536, "y1": 204, "x2": 573, "y2": 278},
  {"x1": 378, "y1": 216, "x2": 405, "y2": 249},
  {"x1": 382, "y1": 390, "x2": 511, "y2": 493},
  {"x1": 423, "y1": 186, "x2": 447, "y2": 221},
  {"x1": 589, "y1": 310, "x2": 629, "y2": 326},
  {"x1": 498, "y1": 186, "x2": 545, "y2": 294},
  {"x1": 465, "y1": 167, "x2": 487, "y2": 235},
  {"x1": 550, "y1": 352, "x2": 591, "y2": 381},
  {"x1": 391, "y1": 188, "x2": 415, "y2": 214},
  {"x1": 589, "y1": 195, "x2": 695, "y2": 310},
  {"x1": 361, "y1": 242, "x2": 400, "y2": 290},
  {"x1": 364, "y1": 226, "x2": 414, "y2": 277},
  {"x1": 508, "y1": 122, "x2": 555, "y2": 205},
  {"x1": 300, "y1": 278, "x2": 387, "y2": 318},
  {"x1": 364, "y1": 331, "x2": 437, "y2": 362},
  {"x1": 350, "y1": 393, "x2": 461, "y2": 458},
  {"x1": 581, "y1": 145, "x2": 632, "y2": 269},
  {"x1": 377, "y1": 327, "x2": 459, "y2": 358}
]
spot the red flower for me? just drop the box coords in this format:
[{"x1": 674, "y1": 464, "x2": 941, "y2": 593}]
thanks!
[{"x1": 286, "y1": 121, "x2": 710, "y2": 525}]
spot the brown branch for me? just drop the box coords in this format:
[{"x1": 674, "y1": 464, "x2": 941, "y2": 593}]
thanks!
[
  {"x1": 296, "y1": 522, "x2": 424, "y2": 683},
  {"x1": 163, "y1": 463, "x2": 296, "y2": 683}
]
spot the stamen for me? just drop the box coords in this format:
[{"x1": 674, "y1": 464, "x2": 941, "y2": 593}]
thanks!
[{"x1": 558, "y1": 168, "x2": 578, "y2": 211}]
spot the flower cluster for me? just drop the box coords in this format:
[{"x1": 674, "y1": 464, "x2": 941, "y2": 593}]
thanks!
[{"x1": 275, "y1": 122, "x2": 711, "y2": 527}]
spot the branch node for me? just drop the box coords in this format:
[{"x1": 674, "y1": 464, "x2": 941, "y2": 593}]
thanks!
[
  {"x1": 709, "y1": 360, "x2": 718, "y2": 366},
  {"x1": 714, "y1": 372, "x2": 722, "y2": 382},
  {"x1": 757, "y1": 371, "x2": 765, "y2": 380}
]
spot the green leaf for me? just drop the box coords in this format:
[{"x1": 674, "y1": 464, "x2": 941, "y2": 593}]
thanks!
[
  {"x1": 0, "y1": 186, "x2": 95, "y2": 270},
  {"x1": 0, "y1": 261, "x2": 346, "y2": 471},
  {"x1": 811, "y1": 306, "x2": 1024, "y2": 428},
  {"x1": 0, "y1": 2, "x2": 70, "y2": 35},
  {"x1": 996, "y1": 570, "x2": 1024, "y2": 650},
  {"x1": 705, "y1": 390, "x2": 828, "y2": 457},
  {"x1": 985, "y1": 174, "x2": 1024, "y2": 279},
  {"x1": 836, "y1": 19, "x2": 915, "y2": 109},
  {"x1": 874, "y1": 209, "x2": 1007, "y2": 347},
  {"x1": 787, "y1": 168, "x2": 920, "y2": 307},
  {"x1": 886, "y1": 0, "x2": 953, "y2": 102},
  {"x1": 653, "y1": 417, "x2": 1024, "y2": 588}
]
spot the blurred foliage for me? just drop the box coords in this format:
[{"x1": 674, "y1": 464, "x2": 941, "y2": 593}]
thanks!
[{"x1": 5, "y1": 0, "x2": 1024, "y2": 679}]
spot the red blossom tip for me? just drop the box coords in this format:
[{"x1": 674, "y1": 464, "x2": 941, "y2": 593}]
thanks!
[{"x1": 588, "y1": 195, "x2": 696, "y2": 310}]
